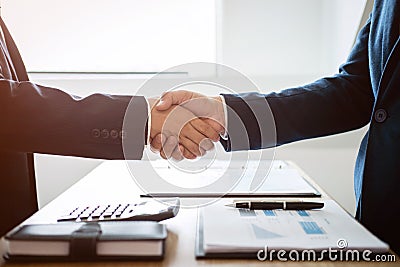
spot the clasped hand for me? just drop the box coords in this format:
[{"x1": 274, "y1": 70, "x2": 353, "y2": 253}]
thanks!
[{"x1": 148, "y1": 91, "x2": 225, "y2": 160}]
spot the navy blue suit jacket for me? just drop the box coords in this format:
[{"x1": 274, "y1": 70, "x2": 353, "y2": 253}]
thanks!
[{"x1": 222, "y1": 0, "x2": 400, "y2": 253}]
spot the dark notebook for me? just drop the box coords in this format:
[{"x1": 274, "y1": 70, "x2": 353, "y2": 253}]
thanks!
[{"x1": 4, "y1": 221, "x2": 167, "y2": 261}]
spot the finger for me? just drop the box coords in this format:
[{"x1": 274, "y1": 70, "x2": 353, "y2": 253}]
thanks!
[
  {"x1": 150, "y1": 134, "x2": 163, "y2": 152},
  {"x1": 158, "y1": 135, "x2": 169, "y2": 159},
  {"x1": 160, "y1": 150, "x2": 167, "y2": 159},
  {"x1": 202, "y1": 118, "x2": 225, "y2": 134},
  {"x1": 159, "y1": 138, "x2": 169, "y2": 159},
  {"x1": 179, "y1": 135, "x2": 204, "y2": 156},
  {"x1": 181, "y1": 123, "x2": 215, "y2": 152},
  {"x1": 171, "y1": 145, "x2": 184, "y2": 161},
  {"x1": 156, "y1": 90, "x2": 193, "y2": 111},
  {"x1": 161, "y1": 136, "x2": 179, "y2": 159},
  {"x1": 180, "y1": 145, "x2": 197, "y2": 160},
  {"x1": 199, "y1": 146, "x2": 207, "y2": 155},
  {"x1": 190, "y1": 117, "x2": 220, "y2": 142},
  {"x1": 156, "y1": 92, "x2": 173, "y2": 110}
]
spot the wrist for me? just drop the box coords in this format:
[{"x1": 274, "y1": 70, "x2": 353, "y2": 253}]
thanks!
[{"x1": 211, "y1": 96, "x2": 225, "y2": 128}]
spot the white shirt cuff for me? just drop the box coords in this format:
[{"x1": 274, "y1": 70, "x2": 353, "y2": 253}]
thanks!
[
  {"x1": 219, "y1": 95, "x2": 228, "y2": 140},
  {"x1": 145, "y1": 98, "x2": 152, "y2": 145}
]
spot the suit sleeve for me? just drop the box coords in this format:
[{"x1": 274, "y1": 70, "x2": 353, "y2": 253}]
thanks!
[
  {"x1": 0, "y1": 79, "x2": 148, "y2": 160},
  {"x1": 221, "y1": 17, "x2": 375, "y2": 151}
]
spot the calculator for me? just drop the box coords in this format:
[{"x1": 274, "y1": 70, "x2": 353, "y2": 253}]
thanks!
[{"x1": 57, "y1": 198, "x2": 180, "y2": 222}]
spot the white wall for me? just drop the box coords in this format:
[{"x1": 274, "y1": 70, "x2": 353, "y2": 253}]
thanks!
[
  {"x1": 1, "y1": 0, "x2": 216, "y2": 72},
  {"x1": 217, "y1": 0, "x2": 366, "y2": 79},
  {"x1": 13, "y1": 0, "x2": 369, "y2": 213}
]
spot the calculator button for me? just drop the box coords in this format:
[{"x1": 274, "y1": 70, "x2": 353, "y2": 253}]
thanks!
[
  {"x1": 74, "y1": 208, "x2": 86, "y2": 215},
  {"x1": 97, "y1": 205, "x2": 108, "y2": 211},
  {"x1": 114, "y1": 207, "x2": 126, "y2": 216},
  {"x1": 120, "y1": 208, "x2": 137, "y2": 218},
  {"x1": 103, "y1": 211, "x2": 114, "y2": 216},
  {"x1": 108, "y1": 204, "x2": 119, "y2": 212},
  {"x1": 115, "y1": 206, "x2": 124, "y2": 211},
  {"x1": 79, "y1": 212, "x2": 92, "y2": 219},
  {"x1": 58, "y1": 215, "x2": 78, "y2": 222}
]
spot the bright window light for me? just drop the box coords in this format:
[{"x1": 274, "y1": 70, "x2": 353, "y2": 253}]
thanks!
[{"x1": 1, "y1": 0, "x2": 216, "y2": 73}]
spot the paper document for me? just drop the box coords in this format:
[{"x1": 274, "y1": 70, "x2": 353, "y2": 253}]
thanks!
[
  {"x1": 200, "y1": 200, "x2": 388, "y2": 254},
  {"x1": 146, "y1": 160, "x2": 319, "y2": 197}
]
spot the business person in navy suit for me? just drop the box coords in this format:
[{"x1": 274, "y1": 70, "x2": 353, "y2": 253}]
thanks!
[{"x1": 155, "y1": 0, "x2": 400, "y2": 254}]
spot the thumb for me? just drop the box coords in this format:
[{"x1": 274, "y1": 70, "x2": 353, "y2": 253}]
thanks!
[
  {"x1": 156, "y1": 90, "x2": 193, "y2": 111},
  {"x1": 156, "y1": 92, "x2": 173, "y2": 111}
]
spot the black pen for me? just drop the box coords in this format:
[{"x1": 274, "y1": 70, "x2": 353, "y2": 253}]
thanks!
[{"x1": 225, "y1": 201, "x2": 324, "y2": 210}]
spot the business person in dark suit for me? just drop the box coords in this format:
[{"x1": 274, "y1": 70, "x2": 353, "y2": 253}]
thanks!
[
  {"x1": 154, "y1": 0, "x2": 400, "y2": 254},
  {"x1": 0, "y1": 16, "x2": 220, "y2": 236}
]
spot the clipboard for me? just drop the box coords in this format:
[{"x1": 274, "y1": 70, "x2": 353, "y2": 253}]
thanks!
[
  {"x1": 142, "y1": 160, "x2": 321, "y2": 198},
  {"x1": 195, "y1": 210, "x2": 258, "y2": 259},
  {"x1": 142, "y1": 192, "x2": 321, "y2": 198},
  {"x1": 195, "y1": 200, "x2": 389, "y2": 259}
]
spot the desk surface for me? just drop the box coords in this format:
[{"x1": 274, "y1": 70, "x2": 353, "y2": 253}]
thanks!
[{"x1": 1, "y1": 160, "x2": 398, "y2": 266}]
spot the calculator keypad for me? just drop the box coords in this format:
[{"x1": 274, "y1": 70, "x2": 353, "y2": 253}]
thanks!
[{"x1": 58, "y1": 203, "x2": 145, "y2": 222}]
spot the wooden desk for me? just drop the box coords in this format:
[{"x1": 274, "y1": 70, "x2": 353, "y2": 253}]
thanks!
[{"x1": 1, "y1": 160, "x2": 398, "y2": 266}]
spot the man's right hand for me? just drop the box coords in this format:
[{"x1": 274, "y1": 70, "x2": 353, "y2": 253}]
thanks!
[
  {"x1": 148, "y1": 97, "x2": 221, "y2": 160},
  {"x1": 157, "y1": 91, "x2": 225, "y2": 133},
  {"x1": 150, "y1": 91, "x2": 226, "y2": 160}
]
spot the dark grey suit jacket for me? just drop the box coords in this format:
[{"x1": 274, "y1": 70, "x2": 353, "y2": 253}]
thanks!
[
  {"x1": 0, "y1": 17, "x2": 147, "y2": 236},
  {"x1": 222, "y1": 0, "x2": 400, "y2": 254}
]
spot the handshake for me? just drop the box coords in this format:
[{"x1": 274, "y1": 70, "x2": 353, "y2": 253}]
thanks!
[{"x1": 147, "y1": 90, "x2": 225, "y2": 161}]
